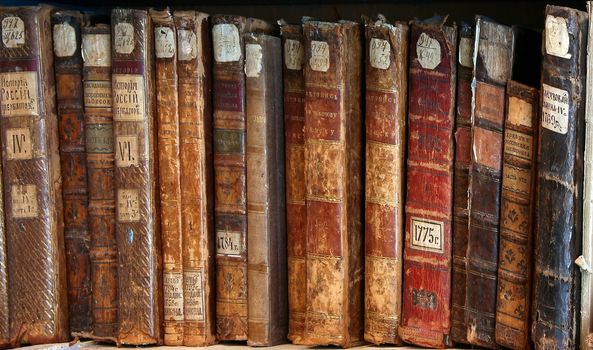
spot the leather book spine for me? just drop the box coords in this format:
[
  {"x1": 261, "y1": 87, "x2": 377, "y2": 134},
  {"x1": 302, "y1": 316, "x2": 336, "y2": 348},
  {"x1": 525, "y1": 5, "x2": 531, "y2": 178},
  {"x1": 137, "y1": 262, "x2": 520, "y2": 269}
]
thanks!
[
  {"x1": 279, "y1": 22, "x2": 306, "y2": 344},
  {"x1": 363, "y1": 16, "x2": 407, "y2": 346},
  {"x1": 494, "y1": 81, "x2": 538, "y2": 350},
  {"x1": 245, "y1": 31, "x2": 287, "y2": 346},
  {"x1": 51, "y1": 10, "x2": 92, "y2": 334},
  {"x1": 81, "y1": 24, "x2": 118, "y2": 340},
  {"x1": 111, "y1": 8, "x2": 162, "y2": 345},
  {"x1": 173, "y1": 10, "x2": 216, "y2": 346},
  {"x1": 398, "y1": 19, "x2": 456, "y2": 349},
  {"x1": 451, "y1": 21, "x2": 474, "y2": 345},
  {"x1": 465, "y1": 17, "x2": 514, "y2": 349},
  {"x1": 150, "y1": 9, "x2": 184, "y2": 346},
  {"x1": 212, "y1": 14, "x2": 248, "y2": 341},
  {"x1": 0, "y1": 161, "x2": 6, "y2": 348},
  {"x1": 0, "y1": 5, "x2": 68, "y2": 345},
  {"x1": 533, "y1": 5, "x2": 587, "y2": 350},
  {"x1": 300, "y1": 19, "x2": 364, "y2": 348}
]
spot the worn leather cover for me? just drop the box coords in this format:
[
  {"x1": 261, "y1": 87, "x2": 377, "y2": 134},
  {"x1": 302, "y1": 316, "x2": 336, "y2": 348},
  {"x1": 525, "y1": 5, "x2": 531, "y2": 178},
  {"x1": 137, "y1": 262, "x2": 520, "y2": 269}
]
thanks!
[
  {"x1": 494, "y1": 81, "x2": 538, "y2": 350},
  {"x1": 451, "y1": 21, "x2": 474, "y2": 346},
  {"x1": 52, "y1": 10, "x2": 92, "y2": 335},
  {"x1": 299, "y1": 19, "x2": 364, "y2": 348},
  {"x1": 245, "y1": 31, "x2": 288, "y2": 347},
  {"x1": 533, "y1": 5, "x2": 587, "y2": 350},
  {"x1": 465, "y1": 16, "x2": 513, "y2": 349},
  {"x1": 363, "y1": 15, "x2": 407, "y2": 346},
  {"x1": 0, "y1": 163, "x2": 5, "y2": 348},
  {"x1": 111, "y1": 8, "x2": 162, "y2": 345},
  {"x1": 0, "y1": 5, "x2": 68, "y2": 345},
  {"x1": 81, "y1": 23, "x2": 118, "y2": 341},
  {"x1": 279, "y1": 22, "x2": 306, "y2": 344},
  {"x1": 398, "y1": 17, "x2": 456, "y2": 349},
  {"x1": 173, "y1": 10, "x2": 216, "y2": 347},
  {"x1": 150, "y1": 8, "x2": 184, "y2": 346}
]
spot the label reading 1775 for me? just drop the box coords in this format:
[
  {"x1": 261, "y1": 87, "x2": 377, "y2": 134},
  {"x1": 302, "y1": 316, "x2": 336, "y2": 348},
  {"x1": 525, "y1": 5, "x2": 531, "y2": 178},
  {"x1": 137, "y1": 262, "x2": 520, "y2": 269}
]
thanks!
[{"x1": 411, "y1": 217, "x2": 444, "y2": 253}]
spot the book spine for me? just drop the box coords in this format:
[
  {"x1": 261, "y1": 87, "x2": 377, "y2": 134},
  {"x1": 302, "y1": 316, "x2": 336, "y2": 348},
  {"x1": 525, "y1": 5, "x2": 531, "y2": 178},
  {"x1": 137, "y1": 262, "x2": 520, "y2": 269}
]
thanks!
[
  {"x1": 51, "y1": 10, "x2": 92, "y2": 334},
  {"x1": 111, "y1": 8, "x2": 162, "y2": 345},
  {"x1": 0, "y1": 154, "x2": 6, "y2": 347},
  {"x1": 363, "y1": 17, "x2": 407, "y2": 346},
  {"x1": 451, "y1": 21, "x2": 474, "y2": 345},
  {"x1": 494, "y1": 81, "x2": 538, "y2": 350},
  {"x1": 245, "y1": 32, "x2": 287, "y2": 346},
  {"x1": 173, "y1": 11, "x2": 216, "y2": 346},
  {"x1": 465, "y1": 17, "x2": 514, "y2": 349},
  {"x1": 0, "y1": 5, "x2": 68, "y2": 345},
  {"x1": 398, "y1": 20, "x2": 456, "y2": 349},
  {"x1": 81, "y1": 24, "x2": 118, "y2": 340},
  {"x1": 533, "y1": 6, "x2": 587, "y2": 350},
  {"x1": 211, "y1": 14, "x2": 248, "y2": 341},
  {"x1": 300, "y1": 20, "x2": 364, "y2": 348},
  {"x1": 280, "y1": 23, "x2": 306, "y2": 344}
]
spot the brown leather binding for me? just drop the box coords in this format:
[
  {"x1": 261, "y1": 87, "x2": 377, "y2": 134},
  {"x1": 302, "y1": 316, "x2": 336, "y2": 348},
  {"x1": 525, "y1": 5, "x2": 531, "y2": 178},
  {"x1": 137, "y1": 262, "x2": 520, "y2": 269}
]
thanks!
[
  {"x1": 363, "y1": 15, "x2": 407, "y2": 346},
  {"x1": 0, "y1": 161, "x2": 5, "y2": 347},
  {"x1": 0, "y1": 5, "x2": 69, "y2": 345},
  {"x1": 111, "y1": 8, "x2": 162, "y2": 345},
  {"x1": 173, "y1": 10, "x2": 216, "y2": 347}
]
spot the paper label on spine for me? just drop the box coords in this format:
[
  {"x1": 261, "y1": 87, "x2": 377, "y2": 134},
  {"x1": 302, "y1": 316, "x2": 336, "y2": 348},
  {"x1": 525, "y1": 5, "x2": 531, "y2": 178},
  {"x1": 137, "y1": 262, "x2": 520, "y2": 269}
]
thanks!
[
  {"x1": 6, "y1": 128, "x2": 32, "y2": 160},
  {"x1": 212, "y1": 23, "x2": 241, "y2": 62},
  {"x1": 114, "y1": 22, "x2": 134, "y2": 54},
  {"x1": 0, "y1": 71, "x2": 39, "y2": 117},
  {"x1": 155, "y1": 26, "x2": 175, "y2": 58},
  {"x1": 11, "y1": 184, "x2": 37, "y2": 219},
  {"x1": 113, "y1": 74, "x2": 145, "y2": 121},
  {"x1": 410, "y1": 217, "x2": 444, "y2": 253},
  {"x1": 416, "y1": 32, "x2": 441, "y2": 70},
  {"x1": 284, "y1": 39, "x2": 303, "y2": 70},
  {"x1": 164, "y1": 272, "x2": 184, "y2": 321},
  {"x1": 369, "y1": 38, "x2": 391, "y2": 70},
  {"x1": 177, "y1": 29, "x2": 197, "y2": 61},
  {"x1": 216, "y1": 229, "x2": 242, "y2": 256},
  {"x1": 541, "y1": 83, "x2": 569, "y2": 134},
  {"x1": 545, "y1": 15, "x2": 571, "y2": 59},
  {"x1": 82, "y1": 34, "x2": 111, "y2": 67},
  {"x1": 309, "y1": 40, "x2": 329, "y2": 72},
  {"x1": 184, "y1": 270, "x2": 205, "y2": 321},
  {"x1": 2, "y1": 17, "x2": 25, "y2": 48},
  {"x1": 508, "y1": 96, "x2": 533, "y2": 128},
  {"x1": 53, "y1": 23, "x2": 76, "y2": 57},
  {"x1": 84, "y1": 81, "x2": 112, "y2": 108},
  {"x1": 115, "y1": 135, "x2": 139, "y2": 167},
  {"x1": 245, "y1": 43, "x2": 262, "y2": 77},
  {"x1": 459, "y1": 37, "x2": 474, "y2": 68},
  {"x1": 117, "y1": 189, "x2": 140, "y2": 222}
]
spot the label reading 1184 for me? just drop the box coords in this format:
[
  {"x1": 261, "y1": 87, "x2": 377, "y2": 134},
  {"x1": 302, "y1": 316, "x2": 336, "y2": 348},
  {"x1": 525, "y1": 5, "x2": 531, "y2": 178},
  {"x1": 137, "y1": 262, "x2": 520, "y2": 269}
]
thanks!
[{"x1": 411, "y1": 217, "x2": 444, "y2": 253}]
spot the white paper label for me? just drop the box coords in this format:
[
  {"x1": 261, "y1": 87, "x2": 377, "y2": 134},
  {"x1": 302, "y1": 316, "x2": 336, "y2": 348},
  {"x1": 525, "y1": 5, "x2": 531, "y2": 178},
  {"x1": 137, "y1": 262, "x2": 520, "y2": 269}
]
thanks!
[
  {"x1": 177, "y1": 29, "x2": 197, "y2": 61},
  {"x1": 113, "y1": 74, "x2": 145, "y2": 121},
  {"x1": 545, "y1": 15, "x2": 571, "y2": 59},
  {"x1": 155, "y1": 26, "x2": 175, "y2": 59},
  {"x1": 184, "y1": 270, "x2": 205, "y2": 321},
  {"x1": 53, "y1": 23, "x2": 76, "y2": 57},
  {"x1": 114, "y1": 22, "x2": 134, "y2": 54},
  {"x1": 459, "y1": 37, "x2": 474, "y2": 68},
  {"x1": 369, "y1": 38, "x2": 391, "y2": 70},
  {"x1": 2, "y1": 17, "x2": 25, "y2": 48},
  {"x1": 284, "y1": 39, "x2": 303, "y2": 70},
  {"x1": 117, "y1": 189, "x2": 140, "y2": 222},
  {"x1": 410, "y1": 217, "x2": 444, "y2": 253},
  {"x1": 309, "y1": 40, "x2": 329, "y2": 72},
  {"x1": 115, "y1": 135, "x2": 139, "y2": 167},
  {"x1": 0, "y1": 71, "x2": 39, "y2": 117},
  {"x1": 6, "y1": 128, "x2": 32, "y2": 160},
  {"x1": 216, "y1": 229, "x2": 242, "y2": 256},
  {"x1": 416, "y1": 32, "x2": 441, "y2": 70},
  {"x1": 212, "y1": 23, "x2": 241, "y2": 63},
  {"x1": 82, "y1": 34, "x2": 111, "y2": 67},
  {"x1": 11, "y1": 184, "x2": 37, "y2": 219},
  {"x1": 245, "y1": 43, "x2": 263, "y2": 78},
  {"x1": 541, "y1": 83, "x2": 569, "y2": 134},
  {"x1": 164, "y1": 272, "x2": 184, "y2": 321}
]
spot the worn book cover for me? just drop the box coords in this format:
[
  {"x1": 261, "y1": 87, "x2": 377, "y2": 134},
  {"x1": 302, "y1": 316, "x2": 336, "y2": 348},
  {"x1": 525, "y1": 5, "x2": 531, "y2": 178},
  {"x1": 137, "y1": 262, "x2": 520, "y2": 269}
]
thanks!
[{"x1": 0, "y1": 161, "x2": 5, "y2": 347}]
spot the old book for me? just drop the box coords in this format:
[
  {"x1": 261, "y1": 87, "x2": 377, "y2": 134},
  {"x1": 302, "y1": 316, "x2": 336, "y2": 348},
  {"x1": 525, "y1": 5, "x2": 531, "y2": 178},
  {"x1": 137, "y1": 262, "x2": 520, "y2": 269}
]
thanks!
[
  {"x1": 450, "y1": 20, "x2": 474, "y2": 346},
  {"x1": 299, "y1": 18, "x2": 364, "y2": 348},
  {"x1": 0, "y1": 165, "x2": 6, "y2": 348},
  {"x1": 465, "y1": 16, "x2": 514, "y2": 349},
  {"x1": 81, "y1": 23, "x2": 118, "y2": 341},
  {"x1": 0, "y1": 5, "x2": 69, "y2": 345},
  {"x1": 279, "y1": 21, "x2": 306, "y2": 344},
  {"x1": 584, "y1": 3, "x2": 593, "y2": 350},
  {"x1": 363, "y1": 15, "x2": 407, "y2": 346},
  {"x1": 51, "y1": 10, "x2": 92, "y2": 335},
  {"x1": 111, "y1": 8, "x2": 162, "y2": 345},
  {"x1": 245, "y1": 30, "x2": 287, "y2": 346},
  {"x1": 397, "y1": 17, "x2": 456, "y2": 349},
  {"x1": 173, "y1": 10, "x2": 216, "y2": 347},
  {"x1": 494, "y1": 81, "x2": 538, "y2": 350},
  {"x1": 533, "y1": 5, "x2": 587, "y2": 350},
  {"x1": 150, "y1": 8, "x2": 184, "y2": 346}
]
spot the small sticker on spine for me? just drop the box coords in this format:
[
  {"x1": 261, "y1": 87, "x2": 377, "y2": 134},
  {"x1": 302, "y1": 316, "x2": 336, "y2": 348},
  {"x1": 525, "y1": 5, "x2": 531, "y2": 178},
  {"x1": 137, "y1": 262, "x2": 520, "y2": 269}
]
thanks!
[
  {"x1": 541, "y1": 83, "x2": 569, "y2": 134},
  {"x1": 212, "y1": 23, "x2": 241, "y2": 62},
  {"x1": 117, "y1": 189, "x2": 140, "y2": 222},
  {"x1": 53, "y1": 23, "x2": 76, "y2": 57},
  {"x1": 82, "y1": 34, "x2": 111, "y2": 67},
  {"x1": 184, "y1": 270, "x2": 205, "y2": 321},
  {"x1": 177, "y1": 29, "x2": 197, "y2": 61},
  {"x1": 6, "y1": 128, "x2": 32, "y2": 160},
  {"x1": 155, "y1": 26, "x2": 175, "y2": 59},
  {"x1": 114, "y1": 22, "x2": 134, "y2": 54},
  {"x1": 84, "y1": 81, "x2": 112, "y2": 108},
  {"x1": 545, "y1": 15, "x2": 571, "y2": 59},
  {"x1": 245, "y1": 43, "x2": 263, "y2": 78},
  {"x1": 115, "y1": 135, "x2": 139, "y2": 167},
  {"x1": 2, "y1": 17, "x2": 25, "y2": 48},
  {"x1": 0, "y1": 71, "x2": 39, "y2": 117},
  {"x1": 459, "y1": 37, "x2": 474, "y2": 68},
  {"x1": 309, "y1": 40, "x2": 329, "y2": 72},
  {"x1": 416, "y1": 32, "x2": 441, "y2": 70},
  {"x1": 11, "y1": 184, "x2": 37, "y2": 219},
  {"x1": 411, "y1": 217, "x2": 444, "y2": 253},
  {"x1": 113, "y1": 74, "x2": 145, "y2": 121},
  {"x1": 369, "y1": 38, "x2": 391, "y2": 70},
  {"x1": 164, "y1": 272, "x2": 184, "y2": 321},
  {"x1": 216, "y1": 229, "x2": 242, "y2": 256},
  {"x1": 284, "y1": 39, "x2": 303, "y2": 70}
]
